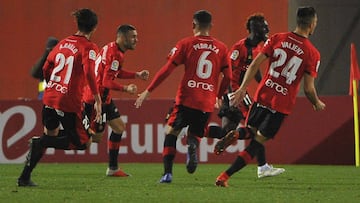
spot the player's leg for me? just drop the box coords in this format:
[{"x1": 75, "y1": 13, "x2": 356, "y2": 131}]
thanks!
[
  {"x1": 106, "y1": 117, "x2": 129, "y2": 177},
  {"x1": 186, "y1": 129, "x2": 201, "y2": 174},
  {"x1": 240, "y1": 94, "x2": 272, "y2": 173},
  {"x1": 38, "y1": 108, "x2": 94, "y2": 151},
  {"x1": 17, "y1": 136, "x2": 44, "y2": 186},
  {"x1": 208, "y1": 94, "x2": 243, "y2": 139},
  {"x1": 213, "y1": 106, "x2": 247, "y2": 154},
  {"x1": 17, "y1": 105, "x2": 62, "y2": 186},
  {"x1": 215, "y1": 132, "x2": 267, "y2": 187},
  {"x1": 105, "y1": 101, "x2": 129, "y2": 177},
  {"x1": 160, "y1": 105, "x2": 186, "y2": 183},
  {"x1": 253, "y1": 107, "x2": 286, "y2": 178},
  {"x1": 233, "y1": 125, "x2": 284, "y2": 178},
  {"x1": 185, "y1": 108, "x2": 211, "y2": 174},
  {"x1": 42, "y1": 110, "x2": 88, "y2": 150},
  {"x1": 215, "y1": 103, "x2": 285, "y2": 187},
  {"x1": 84, "y1": 102, "x2": 106, "y2": 143}
]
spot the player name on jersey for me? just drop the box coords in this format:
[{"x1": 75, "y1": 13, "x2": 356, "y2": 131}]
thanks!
[
  {"x1": 193, "y1": 43, "x2": 219, "y2": 54},
  {"x1": 59, "y1": 42, "x2": 79, "y2": 54},
  {"x1": 281, "y1": 40, "x2": 304, "y2": 55}
]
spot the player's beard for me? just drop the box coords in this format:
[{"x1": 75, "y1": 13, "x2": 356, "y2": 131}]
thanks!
[{"x1": 124, "y1": 41, "x2": 136, "y2": 50}]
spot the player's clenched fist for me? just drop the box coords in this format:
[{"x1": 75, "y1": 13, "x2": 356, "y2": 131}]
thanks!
[
  {"x1": 124, "y1": 84, "x2": 137, "y2": 94},
  {"x1": 136, "y1": 70, "x2": 150, "y2": 80}
]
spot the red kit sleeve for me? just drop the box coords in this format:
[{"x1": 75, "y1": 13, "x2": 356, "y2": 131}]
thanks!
[
  {"x1": 84, "y1": 47, "x2": 99, "y2": 95},
  {"x1": 147, "y1": 60, "x2": 177, "y2": 92}
]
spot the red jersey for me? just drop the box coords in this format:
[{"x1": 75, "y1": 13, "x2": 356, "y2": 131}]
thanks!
[
  {"x1": 82, "y1": 42, "x2": 136, "y2": 104},
  {"x1": 42, "y1": 35, "x2": 99, "y2": 113},
  {"x1": 254, "y1": 32, "x2": 320, "y2": 114},
  {"x1": 147, "y1": 35, "x2": 231, "y2": 112},
  {"x1": 229, "y1": 38, "x2": 262, "y2": 91}
]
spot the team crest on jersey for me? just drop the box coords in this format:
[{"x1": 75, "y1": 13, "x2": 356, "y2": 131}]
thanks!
[
  {"x1": 89, "y1": 50, "x2": 96, "y2": 60},
  {"x1": 230, "y1": 50, "x2": 239, "y2": 60},
  {"x1": 111, "y1": 60, "x2": 119, "y2": 71}
]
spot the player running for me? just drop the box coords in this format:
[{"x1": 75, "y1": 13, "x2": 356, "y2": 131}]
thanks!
[
  {"x1": 135, "y1": 10, "x2": 231, "y2": 183},
  {"x1": 17, "y1": 8, "x2": 101, "y2": 186},
  {"x1": 211, "y1": 13, "x2": 285, "y2": 178},
  {"x1": 83, "y1": 24, "x2": 149, "y2": 177},
  {"x1": 215, "y1": 6, "x2": 325, "y2": 187}
]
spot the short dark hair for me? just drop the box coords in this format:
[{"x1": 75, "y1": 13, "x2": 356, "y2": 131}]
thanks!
[
  {"x1": 117, "y1": 24, "x2": 136, "y2": 35},
  {"x1": 72, "y1": 8, "x2": 98, "y2": 33},
  {"x1": 246, "y1": 13, "x2": 265, "y2": 31},
  {"x1": 193, "y1": 10, "x2": 212, "y2": 28},
  {"x1": 296, "y1": 6, "x2": 316, "y2": 28}
]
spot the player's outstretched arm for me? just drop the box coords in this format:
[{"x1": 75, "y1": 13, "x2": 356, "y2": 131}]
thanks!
[
  {"x1": 231, "y1": 53, "x2": 267, "y2": 106},
  {"x1": 135, "y1": 61, "x2": 176, "y2": 108},
  {"x1": 135, "y1": 90, "x2": 150, "y2": 108}
]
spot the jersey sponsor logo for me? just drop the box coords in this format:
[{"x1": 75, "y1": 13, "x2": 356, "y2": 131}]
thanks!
[
  {"x1": 46, "y1": 80, "x2": 68, "y2": 94},
  {"x1": 230, "y1": 50, "x2": 239, "y2": 60},
  {"x1": 89, "y1": 50, "x2": 97, "y2": 60},
  {"x1": 111, "y1": 60, "x2": 119, "y2": 71},
  {"x1": 187, "y1": 79, "x2": 214, "y2": 91},
  {"x1": 264, "y1": 78, "x2": 288, "y2": 96}
]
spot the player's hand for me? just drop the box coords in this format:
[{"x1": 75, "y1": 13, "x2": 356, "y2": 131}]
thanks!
[
  {"x1": 92, "y1": 132, "x2": 104, "y2": 143},
  {"x1": 135, "y1": 90, "x2": 150, "y2": 108},
  {"x1": 124, "y1": 84, "x2": 137, "y2": 94},
  {"x1": 94, "y1": 101, "x2": 102, "y2": 123},
  {"x1": 215, "y1": 97, "x2": 222, "y2": 109},
  {"x1": 313, "y1": 100, "x2": 326, "y2": 111},
  {"x1": 136, "y1": 70, "x2": 150, "y2": 81},
  {"x1": 229, "y1": 87, "x2": 246, "y2": 107}
]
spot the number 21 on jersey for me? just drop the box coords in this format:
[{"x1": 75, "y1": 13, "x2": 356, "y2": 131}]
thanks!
[{"x1": 50, "y1": 53, "x2": 74, "y2": 84}]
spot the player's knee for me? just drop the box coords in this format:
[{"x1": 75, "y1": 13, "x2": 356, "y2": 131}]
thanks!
[
  {"x1": 254, "y1": 132, "x2": 268, "y2": 144},
  {"x1": 110, "y1": 121, "x2": 125, "y2": 134},
  {"x1": 45, "y1": 119, "x2": 60, "y2": 131}
]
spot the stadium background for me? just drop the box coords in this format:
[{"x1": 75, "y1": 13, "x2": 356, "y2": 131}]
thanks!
[{"x1": 0, "y1": 0, "x2": 359, "y2": 165}]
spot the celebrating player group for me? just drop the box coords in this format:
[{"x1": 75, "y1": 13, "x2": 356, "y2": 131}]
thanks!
[{"x1": 18, "y1": 6, "x2": 325, "y2": 188}]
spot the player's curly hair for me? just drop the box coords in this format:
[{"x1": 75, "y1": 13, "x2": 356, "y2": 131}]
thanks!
[
  {"x1": 72, "y1": 8, "x2": 98, "y2": 34},
  {"x1": 246, "y1": 13, "x2": 265, "y2": 32}
]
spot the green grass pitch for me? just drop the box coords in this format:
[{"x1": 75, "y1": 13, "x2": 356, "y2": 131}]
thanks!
[{"x1": 1, "y1": 163, "x2": 360, "y2": 202}]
